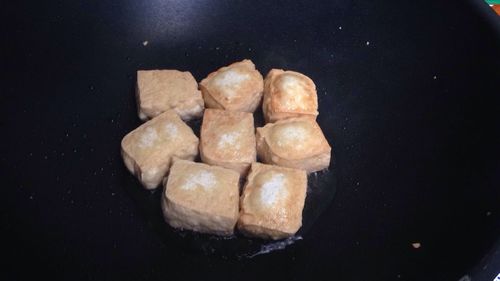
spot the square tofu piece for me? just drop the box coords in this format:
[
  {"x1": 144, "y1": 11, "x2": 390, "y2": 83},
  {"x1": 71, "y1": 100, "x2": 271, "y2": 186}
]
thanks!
[
  {"x1": 263, "y1": 69, "x2": 318, "y2": 123},
  {"x1": 256, "y1": 117, "x2": 331, "y2": 173},
  {"x1": 199, "y1": 59, "x2": 263, "y2": 112},
  {"x1": 200, "y1": 109, "x2": 256, "y2": 176},
  {"x1": 238, "y1": 162, "x2": 307, "y2": 240},
  {"x1": 136, "y1": 70, "x2": 204, "y2": 121},
  {"x1": 162, "y1": 159, "x2": 240, "y2": 235},
  {"x1": 121, "y1": 110, "x2": 199, "y2": 190}
]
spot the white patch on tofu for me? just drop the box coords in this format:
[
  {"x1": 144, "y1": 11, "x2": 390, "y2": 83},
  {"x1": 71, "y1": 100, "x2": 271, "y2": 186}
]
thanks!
[
  {"x1": 214, "y1": 70, "x2": 249, "y2": 97},
  {"x1": 276, "y1": 125, "x2": 307, "y2": 148},
  {"x1": 280, "y1": 75, "x2": 307, "y2": 110},
  {"x1": 217, "y1": 132, "x2": 241, "y2": 149},
  {"x1": 138, "y1": 127, "x2": 158, "y2": 148},
  {"x1": 143, "y1": 167, "x2": 158, "y2": 178},
  {"x1": 164, "y1": 122, "x2": 178, "y2": 138},
  {"x1": 182, "y1": 170, "x2": 216, "y2": 191},
  {"x1": 259, "y1": 173, "x2": 287, "y2": 206},
  {"x1": 281, "y1": 75, "x2": 301, "y2": 90}
]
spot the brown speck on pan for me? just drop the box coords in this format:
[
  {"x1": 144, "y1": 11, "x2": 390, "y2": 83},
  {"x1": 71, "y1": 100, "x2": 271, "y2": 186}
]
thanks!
[
  {"x1": 492, "y1": 5, "x2": 500, "y2": 16},
  {"x1": 412, "y1": 242, "x2": 421, "y2": 249}
]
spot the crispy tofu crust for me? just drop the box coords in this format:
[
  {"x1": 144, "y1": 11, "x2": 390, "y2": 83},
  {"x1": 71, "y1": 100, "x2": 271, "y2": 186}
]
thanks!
[
  {"x1": 136, "y1": 70, "x2": 204, "y2": 121},
  {"x1": 238, "y1": 163, "x2": 307, "y2": 240},
  {"x1": 200, "y1": 60, "x2": 263, "y2": 112},
  {"x1": 121, "y1": 110, "x2": 199, "y2": 189},
  {"x1": 199, "y1": 109, "x2": 256, "y2": 176},
  {"x1": 162, "y1": 159, "x2": 240, "y2": 235},
  {"x1": 256, "y1": 117, "x2": 331, "y2": 173},
  {"x1": 263, "y1": 69, "x2": 318, "y2": 123}
]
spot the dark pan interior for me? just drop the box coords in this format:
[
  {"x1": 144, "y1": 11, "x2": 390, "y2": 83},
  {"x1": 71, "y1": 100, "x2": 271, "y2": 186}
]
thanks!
[{"x1": 3, "y1": 0, "x2": 500, "y2": 280}]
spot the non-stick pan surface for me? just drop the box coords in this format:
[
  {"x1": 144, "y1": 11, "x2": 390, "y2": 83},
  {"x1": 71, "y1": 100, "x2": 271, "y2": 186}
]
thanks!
[{"x1": 3, "y1": 0, "x2": 500, "y2": 280}]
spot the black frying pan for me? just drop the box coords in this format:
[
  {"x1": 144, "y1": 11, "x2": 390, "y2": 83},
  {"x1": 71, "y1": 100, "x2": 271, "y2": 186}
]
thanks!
[{"x1": 3, "y1": 0, "x2": 500, "y2": 280}]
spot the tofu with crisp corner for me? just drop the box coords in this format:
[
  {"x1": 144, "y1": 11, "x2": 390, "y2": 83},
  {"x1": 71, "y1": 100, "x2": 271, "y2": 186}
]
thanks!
[
  {"x1": 256, "y1": 116, "x2": 331, "y2": 173},
  {"x1": 121, "y1": 110, "x2": 199, "y2": 189},
  {"x1": 200, "y1": 59, "x2": 263, "y2": 112},
  {"x1": 136, "y1": 70, "x2": 204, "y2": 121},
  {"x1": 162, "y1": 159, "x2": 240, "y2": 235},
  {"x1": 199, "y1": 109, "x2": 256, "y2": 176},
  {"x1": 263, "y1": 69, "x2": 318, "y2": 123},
  {"x1": 238, "y1": 162, "x2": 307, "y2": 240}
]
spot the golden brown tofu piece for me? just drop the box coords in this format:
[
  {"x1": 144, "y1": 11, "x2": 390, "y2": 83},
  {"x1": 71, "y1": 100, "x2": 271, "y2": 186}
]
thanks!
[
  {"x1": 256, "y1": 117, "x2": 331, "y2": 173},
  {"x1": 199, "y1": 59, "x2": 263, "y2": 112},
  {"x1": 263, "y1": 69, "x2": 318, "y2": 123},
  {"x1": 121, "y1": 110, "x2": 199, "y2": 189},
  {"x1": 238, "y1": 162, "x2": 307, "y2": 240},
  {"x1": 162, "y1": 159, "x2": 240, "y2": 235},
  {"x1": 136, "y1": 70, "x2": 204, "y2": 121},
  {"x1": 199, "y1": 109, "x2": 256, "y2": 176}
]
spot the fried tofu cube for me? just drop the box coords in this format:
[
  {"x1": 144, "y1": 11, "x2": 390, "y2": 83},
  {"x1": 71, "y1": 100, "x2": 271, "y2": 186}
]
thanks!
[
  {"x1": 256, "y1": 117, "x2": 331, "y2": 173},
  {"x1": 121, "y1": 110, "x2": 199, "y2": 189},
  {"x1": 263, "y1": 69, "x2": 318, "y2": 123},
  {"x1": 199, "y1": 109, "x2": 256, "y2": 176},
  {"x1": 200, "y1": 59, "x2": 263, "y2": 112},
  {"x1": 136, "y1": 70, "x2": 204, "y2": 121},
  {"x1": 161, "y1": 159, "x2": 240, "y2": 235},
  {"x1": 238, "y1": 162, "x2": 307, "y2": 240}
]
